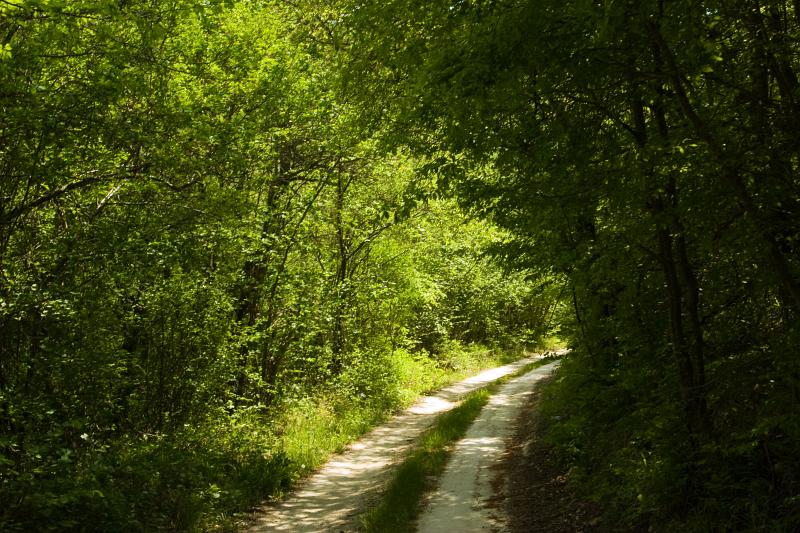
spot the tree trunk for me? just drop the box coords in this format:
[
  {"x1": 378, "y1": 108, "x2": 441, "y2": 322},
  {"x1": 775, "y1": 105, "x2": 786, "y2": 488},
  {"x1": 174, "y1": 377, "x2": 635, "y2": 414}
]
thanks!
[
  {"x1": 331, "y1": 172, "x2": 349, "y2": 373},
  {"x1": 648, "y1": 20, "x2": 800, "y2": 311}
]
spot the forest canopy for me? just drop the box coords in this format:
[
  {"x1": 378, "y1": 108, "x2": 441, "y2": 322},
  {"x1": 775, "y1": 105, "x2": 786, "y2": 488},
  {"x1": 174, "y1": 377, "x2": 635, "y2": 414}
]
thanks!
[
  {"x1": 338, "y1": 0, "x2": 800, "y2": 529},
  {"x1": 1, "y1": 0, "x2": 799, "y2": 531}
]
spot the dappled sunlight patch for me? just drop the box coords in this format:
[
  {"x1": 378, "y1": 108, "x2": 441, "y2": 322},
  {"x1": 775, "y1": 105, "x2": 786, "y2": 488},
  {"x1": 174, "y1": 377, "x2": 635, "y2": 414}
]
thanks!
[{"x1": 417, "y1": 362, "x2": 558, "y2": 533}]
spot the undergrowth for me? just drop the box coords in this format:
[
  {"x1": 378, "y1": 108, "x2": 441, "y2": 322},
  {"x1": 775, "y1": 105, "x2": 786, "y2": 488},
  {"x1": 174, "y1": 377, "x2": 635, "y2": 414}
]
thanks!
[
  {"x1": 539, "y1": 350, "x2": 800, "y2": 532},
  {"x1": 0, "y1": 343, "x2": 523, "y2": 532}
]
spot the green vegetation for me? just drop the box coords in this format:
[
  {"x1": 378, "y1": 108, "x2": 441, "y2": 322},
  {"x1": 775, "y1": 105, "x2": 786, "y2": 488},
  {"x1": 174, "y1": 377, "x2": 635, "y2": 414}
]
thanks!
[
  {"x1": 360, "y1": 357, "x2": 556, "y2": 533},
  {"x1": 360, "y1": 388, "x2": 491, "y2": 533},
  {"x1": 11, "y1": 342, "x2": 507, "y2": 532},
  {"x1": 2, "y1": 0, "x2": 799, "y2": 531},
  {"x1": 0, "y1": 1, "x2": 555, "y2": 530},
  {"x1": 339, "y1": 0, "x2": 800, "y2": 530},
  {"x1": 275, "y1": 345, "x2": 520, "y2": 483}
]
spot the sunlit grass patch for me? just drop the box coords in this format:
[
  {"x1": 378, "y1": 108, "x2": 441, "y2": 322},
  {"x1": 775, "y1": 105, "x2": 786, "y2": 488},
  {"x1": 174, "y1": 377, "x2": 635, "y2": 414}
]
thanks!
[
  {"x1": 359, "y1": 389, "x2": 491, "y2": 533},
  {"x1": 359, "y1": 357, "x2": 554, "y2": 532},
  {"x1": 273, "y1": 346, "x2": 501, "y2": 475}
]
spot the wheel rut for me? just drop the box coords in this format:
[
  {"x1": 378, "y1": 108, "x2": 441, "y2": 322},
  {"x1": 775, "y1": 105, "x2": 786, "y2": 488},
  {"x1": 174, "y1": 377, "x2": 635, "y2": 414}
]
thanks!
[
  {"x1": 246, "y1": 355, "x2": 546, "y2": 533},
  {"x1": 415, "y1": 362, "x2": 559, "y2": 533}
]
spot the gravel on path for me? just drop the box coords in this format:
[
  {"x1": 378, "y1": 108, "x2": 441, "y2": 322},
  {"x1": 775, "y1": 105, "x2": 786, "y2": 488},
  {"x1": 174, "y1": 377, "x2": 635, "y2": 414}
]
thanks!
[
  {"x1": 246, "y1": 355, "x2": 546, "y2": 533},
  {"x1": 415, "y1": 361, "x2": 559, "y2": 533}
]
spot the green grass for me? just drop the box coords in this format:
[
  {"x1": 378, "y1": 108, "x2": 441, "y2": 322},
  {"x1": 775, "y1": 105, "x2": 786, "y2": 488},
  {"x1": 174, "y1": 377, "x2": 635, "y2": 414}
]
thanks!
[
  {"x1": 359, "y1": 389, "x2": 491, "y2": 533},
  {"x1": 359, "y1": 356, "x2": 557, "y2": 533},
  {"x1": 204, "y1": 344, "x2": 529, "y2": 530},
  {"x1": 274, "y1": 346, "x2": 523, "y2": 481},
  {"x1": 0, "y1": 346, "x2": 538, "y2": 532}
]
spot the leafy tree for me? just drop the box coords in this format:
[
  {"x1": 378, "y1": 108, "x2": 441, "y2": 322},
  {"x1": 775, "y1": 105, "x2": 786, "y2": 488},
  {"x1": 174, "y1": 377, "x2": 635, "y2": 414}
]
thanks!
[
  {"x1": 339, "y1": 0, "x2": 800, "y2": 528},
  {"x1": 0, "y1": 1, "x2": 552, "y2": 529}
]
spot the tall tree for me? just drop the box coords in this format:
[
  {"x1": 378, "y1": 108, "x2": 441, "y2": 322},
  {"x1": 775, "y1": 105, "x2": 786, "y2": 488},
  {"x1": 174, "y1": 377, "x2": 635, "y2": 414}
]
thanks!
[{"x1": 340, "y1": 0, "x2": 800, "y2": 526}]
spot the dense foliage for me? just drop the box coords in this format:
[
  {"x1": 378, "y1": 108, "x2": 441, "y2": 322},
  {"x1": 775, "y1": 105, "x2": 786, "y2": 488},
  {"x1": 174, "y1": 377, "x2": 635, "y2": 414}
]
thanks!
[
  {"x1": 5, "y1": 0, "x2": 797, "y2": 530},
  {"x1": 0, "y1": 1, "x2": 553, "y2": 530},
  {"x1": 338, "y1": 0, "x2": 800, "y2": 530}
]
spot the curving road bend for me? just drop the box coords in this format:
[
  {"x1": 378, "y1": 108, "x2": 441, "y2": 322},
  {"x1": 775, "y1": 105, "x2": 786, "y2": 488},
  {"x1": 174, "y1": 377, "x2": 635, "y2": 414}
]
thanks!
[
  {"x1": 247, "y1": 355, "x2": 549, "y2": 533},
  {"x1": 415, "y1": 361, "x2": 560, "y2": 533}
]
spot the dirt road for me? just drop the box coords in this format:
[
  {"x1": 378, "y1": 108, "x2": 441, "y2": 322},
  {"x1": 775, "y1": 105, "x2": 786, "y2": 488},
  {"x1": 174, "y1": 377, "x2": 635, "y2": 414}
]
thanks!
[
  {"x1": 497, "y1": 375, "x2": 603, "y2": 533},
  {"x1": 247, "y1": 355, "x2": 546, "y2": 533},
  {"x1": 415, "y1": 361, "x2": 559, "y2": 533}
]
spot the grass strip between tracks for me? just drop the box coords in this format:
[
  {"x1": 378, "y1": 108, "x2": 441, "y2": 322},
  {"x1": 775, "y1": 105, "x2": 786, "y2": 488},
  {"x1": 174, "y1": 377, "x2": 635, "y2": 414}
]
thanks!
[{"x1": 358, "y1": 356, "x2": 557, "y2": 533}]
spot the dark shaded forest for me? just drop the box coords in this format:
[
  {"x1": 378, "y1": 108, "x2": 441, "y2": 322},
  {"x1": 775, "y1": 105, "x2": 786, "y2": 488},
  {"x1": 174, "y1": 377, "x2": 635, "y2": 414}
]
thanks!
[
  {"x1": 1, "y1": 0, "x2": 799, "y2": 531},
  {"x1": 341, "y1": 0, "x2": 800, "y2": 530}
]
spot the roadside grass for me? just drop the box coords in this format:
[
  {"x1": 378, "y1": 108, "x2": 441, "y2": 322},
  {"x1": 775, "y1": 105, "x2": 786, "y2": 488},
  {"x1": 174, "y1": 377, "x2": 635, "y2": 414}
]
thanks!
[
  {"x1": 12, "y1": 346, "x2": 545, "y2": 532},
  {"x1": 275, "y1": 345, "x2": 525, "y2": 482},
  {"x1": 205, "y1": 344, "x2": 528, "y2": 530},
  {"x1": 359, "y1": 389, "x2": 491, "y2": 533},
  {"x1": 359, "y1": 356, "x2": 557, "y2": 533}
]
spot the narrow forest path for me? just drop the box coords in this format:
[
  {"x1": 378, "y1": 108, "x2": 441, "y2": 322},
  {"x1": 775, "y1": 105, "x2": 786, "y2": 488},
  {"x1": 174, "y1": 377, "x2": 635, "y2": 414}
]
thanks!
[
  {"x1": 415, "y1": 361, "x2": 559, "y2": 533},
  {"x1": 497, "y1": 374, "x2": 603, "y2": 532},
  {"x1": 247, "y1": 355, "x2": 546, "y2": 533}
]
